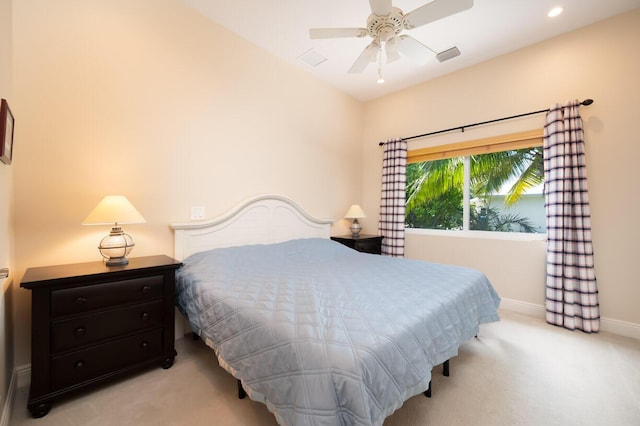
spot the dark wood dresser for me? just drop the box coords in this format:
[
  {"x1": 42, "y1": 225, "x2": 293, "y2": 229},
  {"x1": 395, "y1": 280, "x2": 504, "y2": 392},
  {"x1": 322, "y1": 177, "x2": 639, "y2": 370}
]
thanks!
[
  {"x1": 20, "y1": 255, "x2": 182, "y2": 418},
  {"x1": 330, "y1": 234, "x2": 384, "y2": 255}
]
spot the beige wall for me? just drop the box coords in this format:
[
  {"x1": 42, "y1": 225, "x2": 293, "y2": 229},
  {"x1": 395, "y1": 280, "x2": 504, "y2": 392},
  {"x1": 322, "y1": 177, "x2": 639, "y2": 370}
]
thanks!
[
  {"x1": 8, "y1": 0, "x2": 640, "y2": 377},
  {"x1": 0, "y1": 0, "x2": 14, "y2": 415},
  {"x1": 362, "y1": 9, "x2": 640, "y2": 328},
  {"x1": 11, "y1": 0, "x2": 363, "y2": 367}
]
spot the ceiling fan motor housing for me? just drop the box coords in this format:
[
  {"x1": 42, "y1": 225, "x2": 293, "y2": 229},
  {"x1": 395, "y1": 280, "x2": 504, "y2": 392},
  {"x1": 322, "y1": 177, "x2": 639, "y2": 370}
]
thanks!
[{"x1": 366, "y1": 7, "x2": 404, "y2": 41}]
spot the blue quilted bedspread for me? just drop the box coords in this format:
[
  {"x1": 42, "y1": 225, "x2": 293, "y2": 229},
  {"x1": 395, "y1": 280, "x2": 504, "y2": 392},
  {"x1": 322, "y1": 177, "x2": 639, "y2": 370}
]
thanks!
[{"x1": 176, "y1": 238, "x2": 500, "y2": 425}]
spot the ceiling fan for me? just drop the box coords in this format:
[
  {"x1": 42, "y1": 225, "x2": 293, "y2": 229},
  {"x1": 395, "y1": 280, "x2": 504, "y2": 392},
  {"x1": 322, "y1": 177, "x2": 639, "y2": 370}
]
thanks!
[{"x1": 309, "y1": 0, "x2": 473, "y2": 81}]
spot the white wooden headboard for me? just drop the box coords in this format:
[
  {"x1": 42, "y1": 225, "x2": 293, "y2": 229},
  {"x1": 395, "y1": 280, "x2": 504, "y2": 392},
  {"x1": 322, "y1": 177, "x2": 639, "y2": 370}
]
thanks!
[{"x1": 170, "y1": 194, "x2": 334, "y2": 261}]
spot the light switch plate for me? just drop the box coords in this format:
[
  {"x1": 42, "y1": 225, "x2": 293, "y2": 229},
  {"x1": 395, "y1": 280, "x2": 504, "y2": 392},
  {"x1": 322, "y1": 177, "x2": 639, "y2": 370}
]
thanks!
[{"x1": 190, "y1": 206, "x2": 205, "y2": 220}]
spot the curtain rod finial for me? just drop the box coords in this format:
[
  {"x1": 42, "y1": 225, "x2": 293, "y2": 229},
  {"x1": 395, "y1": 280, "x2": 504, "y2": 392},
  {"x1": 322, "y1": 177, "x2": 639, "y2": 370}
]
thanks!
[{"x1": 582, "y1": 99, "x2": 594, "y2": 106}]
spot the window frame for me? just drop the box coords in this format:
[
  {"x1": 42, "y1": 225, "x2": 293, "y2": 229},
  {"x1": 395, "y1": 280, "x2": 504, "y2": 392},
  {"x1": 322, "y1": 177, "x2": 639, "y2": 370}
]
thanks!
[
  {"x1": 406, "y1": 129, "x2": 546, "y2": 238},
  {"x1": 407, "y1": 129, "x2": 543, "y2": 163}
]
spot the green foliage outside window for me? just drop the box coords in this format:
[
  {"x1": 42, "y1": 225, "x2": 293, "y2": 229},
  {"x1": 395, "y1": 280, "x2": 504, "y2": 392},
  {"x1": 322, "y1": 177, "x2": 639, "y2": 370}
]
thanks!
[{"x1": 406, "y1": 147, "x2": 544, "y2": 233}]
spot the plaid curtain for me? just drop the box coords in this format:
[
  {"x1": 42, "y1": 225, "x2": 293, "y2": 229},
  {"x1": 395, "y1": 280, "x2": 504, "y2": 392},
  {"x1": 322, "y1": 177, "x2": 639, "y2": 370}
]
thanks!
[
  {"x1": 379, "y1": 138, "x2": 407, "y2": 257},
  {"x1": 543, "y1": 100, "x2": 600, "y2": 333}
]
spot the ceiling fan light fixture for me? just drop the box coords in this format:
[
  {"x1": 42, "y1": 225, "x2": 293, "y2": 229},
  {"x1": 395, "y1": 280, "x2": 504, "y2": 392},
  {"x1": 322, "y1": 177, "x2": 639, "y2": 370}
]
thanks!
[
  {"x1": 377, "y1": 48, "x2": 385, "y2": 84},
  {"x1": 385, "y1": 37, "x2": 402, "y2": 63},
  {"x1": 309, "y1": 0, "x2": 474, "y2": 76}
]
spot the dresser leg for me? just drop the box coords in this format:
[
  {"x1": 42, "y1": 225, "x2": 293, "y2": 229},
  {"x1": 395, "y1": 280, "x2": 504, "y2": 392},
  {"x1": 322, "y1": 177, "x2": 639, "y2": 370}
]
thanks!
[
  {"x1": 161, "y1": 355, "x2": 175, "y2": 369},
  {"x1": 28, "y1": 401, "x2": 51, "y2": 418}
]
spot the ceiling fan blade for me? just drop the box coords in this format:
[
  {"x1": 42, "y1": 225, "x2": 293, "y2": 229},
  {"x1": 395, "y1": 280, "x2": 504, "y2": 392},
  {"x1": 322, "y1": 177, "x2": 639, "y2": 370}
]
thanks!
[
  {"x1": 385, "y1": 37, "x2": 401, "y2": 63},
  {"x1": 369, "y1": 0, "x2": 393, "y2": 16},
  {"x1": 404, "y1": 0, "x2": 473, "y2": 29},
  {"x1": 395, "y1": 35, "x2": 436, "y2": 66},
  {"x1": 309, "y1": 28, "x2": 368, "y2": 39},
  {"x1": 348, "y1": 42, "x2": 380, "y2": 73}
]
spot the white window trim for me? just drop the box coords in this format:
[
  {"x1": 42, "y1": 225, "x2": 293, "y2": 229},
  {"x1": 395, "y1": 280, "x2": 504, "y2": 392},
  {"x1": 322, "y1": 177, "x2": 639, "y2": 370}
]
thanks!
[
  {"x1": 463, "y1": 156, "x2": 470, "y2": 231},
  {"x1": 405, "y1": 226, "x2": 547, "y2": 242}
]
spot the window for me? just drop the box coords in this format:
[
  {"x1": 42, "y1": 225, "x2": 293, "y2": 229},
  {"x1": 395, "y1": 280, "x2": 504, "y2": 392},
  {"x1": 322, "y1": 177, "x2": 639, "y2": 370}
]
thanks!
[{"x1": 406, "y1": 130, "x2": 545, "y2": 234}]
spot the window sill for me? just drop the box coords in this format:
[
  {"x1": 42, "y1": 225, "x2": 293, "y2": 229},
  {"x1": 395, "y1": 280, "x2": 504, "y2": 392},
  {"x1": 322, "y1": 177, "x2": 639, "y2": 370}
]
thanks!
[{"x1": 405, "y1": 227, "x2": 546, "y2": 242}]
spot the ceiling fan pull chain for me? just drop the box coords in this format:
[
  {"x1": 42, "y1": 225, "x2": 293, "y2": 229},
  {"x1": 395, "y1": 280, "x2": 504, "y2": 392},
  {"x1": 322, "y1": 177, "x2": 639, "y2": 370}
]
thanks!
[{"x1": 377, "y1": 48, "x2": 385, "y2": 84}]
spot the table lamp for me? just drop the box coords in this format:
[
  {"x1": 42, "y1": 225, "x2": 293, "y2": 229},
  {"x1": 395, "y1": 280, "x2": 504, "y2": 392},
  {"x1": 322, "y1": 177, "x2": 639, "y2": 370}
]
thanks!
[
  {"x1": 344, "y1": 204, "x2": 366, "y2": 237},
  {"x1": 82, "y1": 195, "x2": 146, "y2": 266}
]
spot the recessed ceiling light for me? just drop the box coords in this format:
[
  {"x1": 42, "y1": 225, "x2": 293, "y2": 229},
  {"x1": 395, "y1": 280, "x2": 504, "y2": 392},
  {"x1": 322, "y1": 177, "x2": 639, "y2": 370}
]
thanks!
[{"x1": 548, "y1": 6, "x2": 563, "y2": 18}]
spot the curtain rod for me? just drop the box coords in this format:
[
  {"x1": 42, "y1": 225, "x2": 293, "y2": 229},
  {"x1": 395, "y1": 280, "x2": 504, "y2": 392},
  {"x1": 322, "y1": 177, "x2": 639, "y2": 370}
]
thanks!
[{"x1": 378, "y1": 98, "x2": 594, "y2": 146}]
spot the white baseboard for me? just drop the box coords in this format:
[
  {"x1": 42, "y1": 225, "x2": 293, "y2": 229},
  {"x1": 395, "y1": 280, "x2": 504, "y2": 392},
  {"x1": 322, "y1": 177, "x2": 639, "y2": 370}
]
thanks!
[
  {"x1": 499, "y1": 298, "x2": 545, "y2": 317},
  {"x1": 1, "y1": 369, "x2": 17, "y2": 426},
  {"x1": 15, "y1": 365, "x2": 30, "y2": 389},
  {"x1": 500, "y1": 297, "x2": 640, "y2": 340},
  {"x1": 0, "y1": 365, "x2": 30, "y2": 426},
  {"x1": 599, "y1": 316, "x2": 640, "y2": 340},
  {"x1": 0, "y1": 374, "x2": 13, "y2": 426}
]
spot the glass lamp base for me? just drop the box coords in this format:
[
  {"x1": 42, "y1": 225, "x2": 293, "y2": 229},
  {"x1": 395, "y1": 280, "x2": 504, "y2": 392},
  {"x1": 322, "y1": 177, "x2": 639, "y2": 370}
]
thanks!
[
  {"x1": 98, "y1": 227, "x2": 134, "y2": 266},
  {"x1": 105, "y1": 257, "x2": 129, "y2": 266},
  {"x1": 350, "y1": 219, "x2": 363, "y2": 238}
]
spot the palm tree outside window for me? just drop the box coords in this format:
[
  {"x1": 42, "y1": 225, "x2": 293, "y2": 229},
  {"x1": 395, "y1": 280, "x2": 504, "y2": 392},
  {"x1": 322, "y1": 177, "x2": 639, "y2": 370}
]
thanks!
[{"x1": 406, "y1": 145, "x2": 544, "y2": 233}]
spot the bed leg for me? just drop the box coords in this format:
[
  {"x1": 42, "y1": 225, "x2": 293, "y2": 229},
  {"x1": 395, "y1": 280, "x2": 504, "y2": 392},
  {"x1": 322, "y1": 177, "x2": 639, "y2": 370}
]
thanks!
[
  {"x1": 424, "y1": 359, "x2": 449, "y2": 398},
  {"x1": 237, "y1": 380, "x2": 247, "y2": 399},
  {"x1": 192, "y1": 332, "x2": 200, "y2": 341},
  {"x1": 424, "y1": 381, "x2": 432, "y2": 398}
]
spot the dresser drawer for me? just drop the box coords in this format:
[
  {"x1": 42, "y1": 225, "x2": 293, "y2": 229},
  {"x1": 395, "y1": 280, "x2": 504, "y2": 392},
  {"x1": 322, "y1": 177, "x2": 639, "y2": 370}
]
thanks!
[
  {"x1": 51, "y1": 300, "x2": 163, "y2": 353},
  {"x1": 51, "y1": 328, "x2": 163, "y2": 391},
  {"x1": 51, "y1": 275, "x2": 164, "y2": 317},
  {"x1": 331, "y1": 235, "x2": 383, "y2": 255},
  {"x1": 354, "y1": 239, "x2": 382, "y2": 254}
]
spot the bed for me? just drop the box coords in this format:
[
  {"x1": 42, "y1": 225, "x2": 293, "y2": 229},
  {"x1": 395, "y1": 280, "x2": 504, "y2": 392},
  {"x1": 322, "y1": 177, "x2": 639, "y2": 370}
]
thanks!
[{"x1": 171, "y1": 195, "x2": 500, "y2": 425}]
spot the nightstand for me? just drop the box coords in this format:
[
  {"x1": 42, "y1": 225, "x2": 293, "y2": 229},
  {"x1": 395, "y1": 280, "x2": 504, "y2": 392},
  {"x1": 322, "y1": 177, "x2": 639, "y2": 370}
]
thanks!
[
  {"x1": 331, "y1": 234, "x2": 384, "y2": 255},
  {"x1": 20, "y1": 255, "x2": 182, "y2": 418}
]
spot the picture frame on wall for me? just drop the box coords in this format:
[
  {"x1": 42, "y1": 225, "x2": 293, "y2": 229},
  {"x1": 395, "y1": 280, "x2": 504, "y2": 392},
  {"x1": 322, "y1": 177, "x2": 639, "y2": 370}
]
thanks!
[{"x1": 0, "y1": 98, "x2": 15, "y2": 165}]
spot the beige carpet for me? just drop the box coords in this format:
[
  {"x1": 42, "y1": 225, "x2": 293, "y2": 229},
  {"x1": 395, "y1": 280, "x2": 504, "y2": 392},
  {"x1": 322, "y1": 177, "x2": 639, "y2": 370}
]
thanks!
[{"x1": 10, "y1": 310, "x2": 640, "y2": 425}]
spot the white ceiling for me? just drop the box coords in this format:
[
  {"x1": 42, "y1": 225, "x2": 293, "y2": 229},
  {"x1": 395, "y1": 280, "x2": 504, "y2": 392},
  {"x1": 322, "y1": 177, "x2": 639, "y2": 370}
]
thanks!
[{"x1": 181, "y1": 0, "x2": 640, "y2": 102}]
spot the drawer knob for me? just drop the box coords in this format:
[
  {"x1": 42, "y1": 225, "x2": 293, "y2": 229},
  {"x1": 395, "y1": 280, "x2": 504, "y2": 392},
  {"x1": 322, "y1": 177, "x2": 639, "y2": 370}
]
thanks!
[
  {"x1": 74, "y1": 360, "x2": 85, "y2": 369},
  {"x1": 141, "y1": 286, "x2": 152, "y2": 294},
  {"x1": 140, "y1": 341, "x2": 149, "y2": 350},
  {"x1": 141, "y1": 312, "x2": 150, "y2": 321},
  {"x1": 74, "y1": 297, "x2": 87, "y2": 305},
  {"x1": 74, "y1": 326, "x2": 86, "y2": 337}
]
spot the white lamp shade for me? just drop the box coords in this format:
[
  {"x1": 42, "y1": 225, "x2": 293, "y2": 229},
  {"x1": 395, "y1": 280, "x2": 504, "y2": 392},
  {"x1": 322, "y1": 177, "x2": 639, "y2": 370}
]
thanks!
[
  {"x1": 344, "y1": 204, "x2": 366, "y2": 219},
  {"x1": 83, "y1": 196, "x2": 146, "y2": 225}
]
